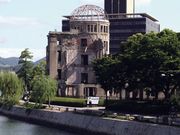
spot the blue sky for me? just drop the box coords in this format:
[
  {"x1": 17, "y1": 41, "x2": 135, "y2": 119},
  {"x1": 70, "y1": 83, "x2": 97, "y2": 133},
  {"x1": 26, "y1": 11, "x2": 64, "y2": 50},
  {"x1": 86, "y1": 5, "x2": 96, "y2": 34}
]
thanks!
[{"x1": 0, "y1": 0, "x2": 180, "y2": 61}]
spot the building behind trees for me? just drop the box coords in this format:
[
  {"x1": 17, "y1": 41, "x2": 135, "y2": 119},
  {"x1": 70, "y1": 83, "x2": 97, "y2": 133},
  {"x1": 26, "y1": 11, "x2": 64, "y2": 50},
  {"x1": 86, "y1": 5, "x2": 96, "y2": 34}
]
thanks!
[
  {"x1": 47, "y1": 0, "x2": 161, "y2": 98},
  {"x1": 47, "y1": 5, "x2": 109, "y2": 97}
]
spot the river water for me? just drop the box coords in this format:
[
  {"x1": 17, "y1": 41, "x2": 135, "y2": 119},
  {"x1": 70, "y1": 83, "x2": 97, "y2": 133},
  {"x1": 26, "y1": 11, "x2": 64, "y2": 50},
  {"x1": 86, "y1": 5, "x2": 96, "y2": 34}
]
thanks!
[{"x1": 0, "y1": 115, "x2": 77, "y2": 135}]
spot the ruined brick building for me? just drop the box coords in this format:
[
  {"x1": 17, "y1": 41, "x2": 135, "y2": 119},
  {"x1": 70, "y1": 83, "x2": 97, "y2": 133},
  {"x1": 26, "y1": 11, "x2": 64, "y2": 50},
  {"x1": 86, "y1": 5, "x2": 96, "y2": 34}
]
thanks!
[
  {"x1": 46, "y1": 0, "x2": 160, "y2": 98},
  {"x1": 46, "y1": 5, "x2": 109, "y2": 97}
]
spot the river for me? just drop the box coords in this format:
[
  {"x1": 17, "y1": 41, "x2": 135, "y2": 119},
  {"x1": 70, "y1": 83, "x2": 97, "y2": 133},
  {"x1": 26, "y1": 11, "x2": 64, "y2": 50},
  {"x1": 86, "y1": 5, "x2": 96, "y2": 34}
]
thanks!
[{"x1": 0, "y1": 115, "x2": 77, "y2": 135}]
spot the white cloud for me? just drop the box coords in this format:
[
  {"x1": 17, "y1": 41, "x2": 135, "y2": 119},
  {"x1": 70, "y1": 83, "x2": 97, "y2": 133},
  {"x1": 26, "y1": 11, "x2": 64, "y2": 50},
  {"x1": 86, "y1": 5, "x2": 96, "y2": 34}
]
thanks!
[
  {"x1": 0, "y1": 0, "x2": 11, "y2": 4},
  {"x1": 136, "y1": 0, "x2": 152, "y2": 6},
  {"x1": 0, "y1": 37, "x2": 7, "y2": 44},
  {"x1": 0, "y1": 16, "x2": 41, "y2": 27},
  {"x1": 0, "y1": 48, "x2": 45, "y2": 61}
]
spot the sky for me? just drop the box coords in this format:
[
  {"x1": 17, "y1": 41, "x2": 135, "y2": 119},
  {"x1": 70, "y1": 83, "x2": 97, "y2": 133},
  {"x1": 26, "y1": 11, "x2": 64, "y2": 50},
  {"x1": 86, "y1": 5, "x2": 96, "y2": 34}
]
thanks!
[{"x1": 0, "y1": 0, "x2": 180, "y2": 61}]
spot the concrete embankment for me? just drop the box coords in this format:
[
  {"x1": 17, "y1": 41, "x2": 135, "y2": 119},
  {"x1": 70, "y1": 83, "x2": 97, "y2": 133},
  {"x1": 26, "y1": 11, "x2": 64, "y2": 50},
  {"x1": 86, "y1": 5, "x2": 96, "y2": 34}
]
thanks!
[{"x1": 0, "y1": 106, "x2": 180, "y2": 135}]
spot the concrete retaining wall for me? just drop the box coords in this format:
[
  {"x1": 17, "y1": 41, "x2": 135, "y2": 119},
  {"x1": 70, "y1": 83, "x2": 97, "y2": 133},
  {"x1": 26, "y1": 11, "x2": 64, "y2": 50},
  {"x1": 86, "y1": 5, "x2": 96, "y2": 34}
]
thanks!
[{"x1": 0, "y1": 106, "x2": 180, "y2": 135}]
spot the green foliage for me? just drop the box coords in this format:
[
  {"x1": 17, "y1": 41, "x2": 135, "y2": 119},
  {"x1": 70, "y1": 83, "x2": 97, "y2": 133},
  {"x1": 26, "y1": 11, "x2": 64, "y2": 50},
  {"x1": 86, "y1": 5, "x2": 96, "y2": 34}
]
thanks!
[
  {"x1": 17, "y1": 49, "x2": 57, "y2": 108},
  {"x1": 31, "y1": 75, "x2": 57, "y2": 107},
  {"x1": 93, "y1": 56, "x2": 119, "y2": 91},
  {"x1": 93, "y1": 29, "x2": 180, "y2": 100},
  {"x1": 50, "y1": 97, "x2": 87, "y2": 107},
  {"x1": 0, "y1": 72, "x2": 23, "y2": 105},
  {"x1": 47, "y1": 97, "x2": 104, "y2": 107},
  {"x1": 24, "y1": 102, "x2": 45, "y2": 110},
  {"x1": 18, "y1": 48, "x2": 33, "y2": 64},
  {"x1": 107, "y1": 100, "x2": 171, "y2": 115},
  {"x1": 177, "y1": 33, "x2": 180, "y2": 41},
  {"x1": 32, "y1": 60, "x2": 47, "y2": 77},
  {"x1": 123, "y1": 29, "x2": 180, "y2": 99},
  {"x1": 17, "y1": 48, "x2": 33, "y2": 92},
  {"x1": 170, "y1": 95, "x2": 180, "y2": 106}
]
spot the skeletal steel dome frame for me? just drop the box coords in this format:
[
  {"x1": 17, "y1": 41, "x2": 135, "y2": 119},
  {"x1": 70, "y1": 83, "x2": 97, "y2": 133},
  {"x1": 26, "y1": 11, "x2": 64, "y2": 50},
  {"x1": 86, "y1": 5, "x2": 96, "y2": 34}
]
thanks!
[{"x1": 70, "y1": 5, "x2": 107, "y2": 21}]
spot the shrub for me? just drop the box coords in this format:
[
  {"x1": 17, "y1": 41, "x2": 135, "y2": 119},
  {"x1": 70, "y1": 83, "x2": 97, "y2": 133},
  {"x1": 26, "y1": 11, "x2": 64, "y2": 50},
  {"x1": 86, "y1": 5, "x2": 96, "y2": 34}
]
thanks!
[
  {"x1": 106, "y1": 100, "x2": 172, "y2": 115},
  {"x1": 170, "y1": 95, "x2": 180, "y2": 106},
  {"x1": 31, "y1": 75, "x2": 57, "y2": 107},
  {"x1": 50, "y1": 97, "x2": 86, "y2": 107},
  {"x1": 0, "y1": 72, "x2": 23, "y2": 106}
]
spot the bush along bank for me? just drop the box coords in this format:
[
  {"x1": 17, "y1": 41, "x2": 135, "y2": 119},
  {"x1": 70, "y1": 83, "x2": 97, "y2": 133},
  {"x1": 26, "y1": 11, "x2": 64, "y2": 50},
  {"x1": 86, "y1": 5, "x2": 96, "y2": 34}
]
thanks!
[
  {"x1": 29, "y1": 97, "x2": 105, "y2": 107},
  {"x1": 106, "y1": 100, "x2": 178, "y2": 115}
]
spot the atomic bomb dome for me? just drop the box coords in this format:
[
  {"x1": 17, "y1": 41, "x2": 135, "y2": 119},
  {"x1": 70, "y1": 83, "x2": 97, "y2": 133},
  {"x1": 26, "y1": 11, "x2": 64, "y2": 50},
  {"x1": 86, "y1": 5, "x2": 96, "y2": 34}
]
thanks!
[
  {"x1": 47, "y1": 4, "x2": 110, "y2": 98},
  {"x1": 70, "y1": 5, "x2": 107, "y2": 21}
]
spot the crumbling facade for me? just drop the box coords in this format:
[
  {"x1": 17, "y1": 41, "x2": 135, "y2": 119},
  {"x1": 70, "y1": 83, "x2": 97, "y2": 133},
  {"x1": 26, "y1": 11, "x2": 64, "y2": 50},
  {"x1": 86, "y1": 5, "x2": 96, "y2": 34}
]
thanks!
[{"x1": 47, "y1": 5, "x2": 109, "y2": 97}]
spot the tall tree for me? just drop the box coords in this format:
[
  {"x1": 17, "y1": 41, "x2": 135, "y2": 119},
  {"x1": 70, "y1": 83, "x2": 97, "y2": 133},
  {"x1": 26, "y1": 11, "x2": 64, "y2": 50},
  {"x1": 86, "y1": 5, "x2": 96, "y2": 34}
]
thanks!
[
  {"x1": 93, "y1": 56, "x2": 119, "y2": 105},
  {"x1": 17, "y1": 48, "x2": 33, "y2": 92}
]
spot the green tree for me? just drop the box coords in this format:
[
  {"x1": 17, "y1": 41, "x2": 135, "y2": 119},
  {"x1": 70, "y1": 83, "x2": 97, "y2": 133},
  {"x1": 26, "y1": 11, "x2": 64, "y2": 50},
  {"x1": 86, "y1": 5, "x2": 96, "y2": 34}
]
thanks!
[
  {"x1": 0, "y1": 72, "x2": 23, "y2": 105},
  {"x1": 32, "y1": 60, "x2": 47, "y2": 78},
  {"x1": 93, "y1": 56, "x2": 119, "y2": 105},
  {"x1": 31, "y1": 75, "x2": 57, "y2": 107},
  {"x1": 93, "y1": 29, "x2": 180, "y2": 101},
  {"x1": 17, "y1": 48, "x2": 33, "y2": 92},
  {"x1": 121, "y1": 29, "x2": 180, "y2": 99}
]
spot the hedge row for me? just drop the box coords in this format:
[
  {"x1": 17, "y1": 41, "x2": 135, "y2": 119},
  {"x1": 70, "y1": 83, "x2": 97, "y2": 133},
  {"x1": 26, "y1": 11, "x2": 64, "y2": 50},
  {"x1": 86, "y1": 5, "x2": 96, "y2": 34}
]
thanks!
[
  {"x1": 49, "y1": 97, "x2": 87, "y2": 107},
  {"x1": 49, "y1": 97, "x2": 105, "y2": 107},
  {"x1": 106, "y1": 100, "x2": 173, "y2": 115}
]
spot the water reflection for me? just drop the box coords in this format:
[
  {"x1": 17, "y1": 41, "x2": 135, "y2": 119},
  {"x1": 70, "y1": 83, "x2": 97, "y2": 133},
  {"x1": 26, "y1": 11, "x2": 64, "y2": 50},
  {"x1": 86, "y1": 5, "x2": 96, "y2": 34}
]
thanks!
[{"x1": 0, "y1": 116, "x2": 76, "y2": 135}]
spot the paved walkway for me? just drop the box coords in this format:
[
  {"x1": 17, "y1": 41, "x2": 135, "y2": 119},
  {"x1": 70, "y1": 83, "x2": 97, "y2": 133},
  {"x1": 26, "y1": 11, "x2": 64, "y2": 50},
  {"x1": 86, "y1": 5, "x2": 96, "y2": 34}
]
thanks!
[{"x1": 19, "y1": 100, "x2": 105, "y2": 111}]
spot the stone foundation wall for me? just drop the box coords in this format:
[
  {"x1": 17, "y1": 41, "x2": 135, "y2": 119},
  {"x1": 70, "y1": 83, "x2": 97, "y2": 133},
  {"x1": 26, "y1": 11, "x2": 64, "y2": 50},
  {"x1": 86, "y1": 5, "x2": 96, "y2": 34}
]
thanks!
[{"x1": 0, "y1": 106, "x2": 180, "y2": 135}]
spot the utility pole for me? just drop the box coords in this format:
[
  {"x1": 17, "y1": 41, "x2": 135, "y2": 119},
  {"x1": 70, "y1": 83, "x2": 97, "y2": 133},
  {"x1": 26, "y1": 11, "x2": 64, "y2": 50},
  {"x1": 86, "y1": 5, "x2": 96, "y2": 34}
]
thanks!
[{"x1": 133, "y1": 0, "x2": 135, "y2": 13}]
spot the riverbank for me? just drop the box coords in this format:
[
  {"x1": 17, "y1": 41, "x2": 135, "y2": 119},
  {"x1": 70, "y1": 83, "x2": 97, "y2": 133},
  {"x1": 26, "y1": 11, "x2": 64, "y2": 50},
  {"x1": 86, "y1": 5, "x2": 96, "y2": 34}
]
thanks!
[{"x1": 0, "y1": 105, "x2": 180, "y2": 135}]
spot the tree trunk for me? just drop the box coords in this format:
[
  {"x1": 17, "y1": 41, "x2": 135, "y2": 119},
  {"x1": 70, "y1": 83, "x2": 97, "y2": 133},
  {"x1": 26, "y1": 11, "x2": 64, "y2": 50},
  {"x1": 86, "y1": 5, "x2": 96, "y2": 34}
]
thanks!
[
  {"x1": 164, "y1": 91, "x2": 171, "y2": 100},
  {"x1": 119, "y1": 89, "x2": 122, "y2": 100},
  {"x1": 105, "y1": 90, "x2": 108, "y2": 109},
  {"x1": 155, "y1": 92, "x2": 158, "y2": 100},
  {"x1": 170, "y1": 84, "x2": 178, "y2": 96},
  {"x1": 139, "y1": 89, "x2": 144, "y2": 100},
  {"x1": 125, "y1": 90, "x2": 129, "y2": 99},
  {"x1": 132, "y1": 90, "x2": 138, "y2": 100},
  {"x1": 48, "y1": 97, "x2": 51, "y2": 107}
]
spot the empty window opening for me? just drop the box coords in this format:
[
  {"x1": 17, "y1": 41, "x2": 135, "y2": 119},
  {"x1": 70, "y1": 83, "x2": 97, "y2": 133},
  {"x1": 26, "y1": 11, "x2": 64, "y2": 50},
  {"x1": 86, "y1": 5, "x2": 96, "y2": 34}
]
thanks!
[
  {"x1": 94, "y1": 25, "x2": 97, "y2": 32},
  {"x1": 57, "y1": 69, "x2": 61, "y2": 79},
  {"x1": 81, "y1": 73, "x2": 88, "y2": 84},
  {"x1": 58, "y1": 51, "x2": 61, "y2": 62},
  {"x1": 81, "y1": 55, "x2": 88, "y2": 65},
  {"x1": 81, "y1": 39, "x2": 87, "y2": 47}
]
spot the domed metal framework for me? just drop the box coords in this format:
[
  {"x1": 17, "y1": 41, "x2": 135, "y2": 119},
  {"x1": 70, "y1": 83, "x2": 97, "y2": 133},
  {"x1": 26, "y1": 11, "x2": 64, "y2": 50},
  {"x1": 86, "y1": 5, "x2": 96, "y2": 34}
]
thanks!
[{"x1": 70, "y1": 5, "x2": 107, "y2": 21}]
